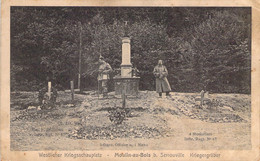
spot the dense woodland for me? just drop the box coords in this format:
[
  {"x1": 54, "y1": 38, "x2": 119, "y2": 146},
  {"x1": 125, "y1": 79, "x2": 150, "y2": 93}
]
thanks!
[{"x1": 11, "y1": 7, "x2": 251, "y2": 93}]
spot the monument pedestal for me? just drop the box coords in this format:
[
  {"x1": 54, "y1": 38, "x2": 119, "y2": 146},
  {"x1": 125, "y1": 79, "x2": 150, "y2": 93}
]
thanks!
[{"x1": 114, "y1": 77, "x2": 140, "y2": 97}]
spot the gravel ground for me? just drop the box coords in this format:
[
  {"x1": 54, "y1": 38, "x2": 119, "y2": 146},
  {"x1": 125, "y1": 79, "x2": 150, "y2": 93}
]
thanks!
[{"x1": 10, "y1": 91, "x2": 251, "y2": 150}]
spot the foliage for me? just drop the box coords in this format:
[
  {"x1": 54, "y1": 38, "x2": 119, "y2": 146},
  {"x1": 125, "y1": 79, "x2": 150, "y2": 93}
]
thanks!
[{"x1": 11, "y1": 7, "x2": 251, "y2": 93}]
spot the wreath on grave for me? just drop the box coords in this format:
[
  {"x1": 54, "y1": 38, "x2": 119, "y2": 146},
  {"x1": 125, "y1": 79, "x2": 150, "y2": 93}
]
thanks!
[
  {"x1": 108, "y1": 107, "x2": 127, "y2": 125},
  {"x1": 38, "y1": 86, "x2": 58, "y2": 110}
]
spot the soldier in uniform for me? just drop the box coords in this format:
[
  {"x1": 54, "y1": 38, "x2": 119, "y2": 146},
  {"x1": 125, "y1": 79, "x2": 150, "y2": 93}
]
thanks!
[
  {"x1": 153, "y1": 60, "x2": 172, "y2": 97},
  {"x1": 98, "y1": 55, "x2": 112, "y2": 98}
]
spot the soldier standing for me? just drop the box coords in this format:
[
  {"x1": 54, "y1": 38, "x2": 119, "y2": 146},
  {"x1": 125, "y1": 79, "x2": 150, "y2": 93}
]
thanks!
[
  {"x1": 153, "y1": 60, "x2": 172, "y2": 98},
  {"x1": 98, "y1": 55, "x2": 112, "y2": 98}
]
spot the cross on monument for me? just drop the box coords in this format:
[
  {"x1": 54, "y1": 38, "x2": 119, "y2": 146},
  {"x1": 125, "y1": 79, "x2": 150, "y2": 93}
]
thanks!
[{"x1": 124, "y1": 21, "x2": 129, "y2": 37}]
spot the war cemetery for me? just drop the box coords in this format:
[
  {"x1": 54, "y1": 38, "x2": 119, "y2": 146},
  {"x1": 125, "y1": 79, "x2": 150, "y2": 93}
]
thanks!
[{"x1": 10, "y1": 7, "x2": 251, "y2": 150}]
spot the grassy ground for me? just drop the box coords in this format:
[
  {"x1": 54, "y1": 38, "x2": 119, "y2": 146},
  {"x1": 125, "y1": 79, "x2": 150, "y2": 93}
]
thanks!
[{"x1": 10, "y1": 91, "x2": 251, "y2": 150}]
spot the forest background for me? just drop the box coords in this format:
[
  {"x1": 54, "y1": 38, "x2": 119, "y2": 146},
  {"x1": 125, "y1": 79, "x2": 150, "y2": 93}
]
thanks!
[{"x1": 11, "y1": 7, "x2": 251, "y2": 93}]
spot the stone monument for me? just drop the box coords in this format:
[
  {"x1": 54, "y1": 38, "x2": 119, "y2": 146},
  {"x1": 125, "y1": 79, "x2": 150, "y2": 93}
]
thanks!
[
  {"x1": 114, "y1": 23, "x2": 140, "y2": 97},
  {"x1": 121, "y1": 37, "x2": 132, "y2": 77}
]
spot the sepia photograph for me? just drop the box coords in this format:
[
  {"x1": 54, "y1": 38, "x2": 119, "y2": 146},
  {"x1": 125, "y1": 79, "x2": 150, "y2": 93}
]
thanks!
[{"x1": 9, "y1": 7, "x2": 252, "y2": 152}]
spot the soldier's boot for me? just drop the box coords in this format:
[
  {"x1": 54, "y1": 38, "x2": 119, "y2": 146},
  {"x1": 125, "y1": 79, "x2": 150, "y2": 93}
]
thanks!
[{"x1": 166, "y1": 92, "x2": 171, "y2": 96}]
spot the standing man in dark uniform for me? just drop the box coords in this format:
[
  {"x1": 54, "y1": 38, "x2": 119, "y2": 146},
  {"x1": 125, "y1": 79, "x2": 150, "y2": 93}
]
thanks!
[
  {"x1": 98, "y1": 55, "x2": 112, "y2": 98},
  {"x1": 153, "y1": 60, "x2": 172, "y2": 98}
]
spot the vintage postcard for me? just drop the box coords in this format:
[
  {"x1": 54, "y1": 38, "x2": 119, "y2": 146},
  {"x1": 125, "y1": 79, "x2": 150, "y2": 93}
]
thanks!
[{"x1": 1, "y1": 0, "x2": 260, "y2": 160}]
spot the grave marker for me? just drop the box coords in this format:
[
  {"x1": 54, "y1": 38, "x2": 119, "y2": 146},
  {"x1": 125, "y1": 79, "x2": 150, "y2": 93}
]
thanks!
[
  {"x1": 47, "y1": 82, "x2": 51, "y2": 100},
  {"x1": 200, "y1": 90, "x2": 205, "y2": 106},
  {"x1": 70, "y1": 81, "x2": 74, "y2": 101}
]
